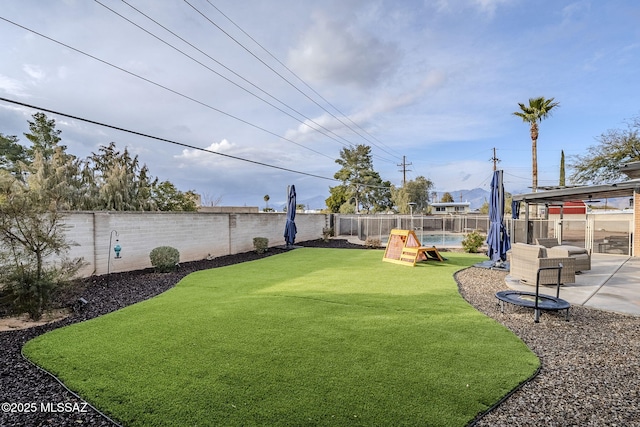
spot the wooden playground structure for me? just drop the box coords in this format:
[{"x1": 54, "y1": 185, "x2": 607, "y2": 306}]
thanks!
[{"x1": 382, "y1": 229, "x2": 445, "y2": 267}]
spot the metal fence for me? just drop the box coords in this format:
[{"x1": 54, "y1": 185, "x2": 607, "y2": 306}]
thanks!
[
  {"x1": 333, "y1": 214, "x2": 490, "y2": 246},
  {"x1": 509, "y1": 216, "x2": 632, "y2": 255},
  {"x1": 333, "y1": 213, "x2": 632, "y2": 255}
]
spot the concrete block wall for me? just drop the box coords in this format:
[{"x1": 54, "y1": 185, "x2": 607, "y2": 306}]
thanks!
[{"x1": 59, "y1": 212, "x2": 327, "y2": 277}]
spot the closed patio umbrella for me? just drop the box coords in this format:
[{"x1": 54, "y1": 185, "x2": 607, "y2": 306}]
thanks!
[
  {"x1": 486, "y1": 170, "x2": 511, "y2": 263},
  {"x1": 284, "y1": 185, "x2": 297, "y2": 247},
  {"x1": 511, "y1": 200, "x2": 521, "y2": 219}
]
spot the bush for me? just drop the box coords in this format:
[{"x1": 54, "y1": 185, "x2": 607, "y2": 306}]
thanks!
[
  {"x1": 364, "y1": 237, "x2": 381, "y2": 249},
  {"x1": 0, "y1": 189, "x2": 85, "y2": 320},
  {"x1": 462, "y1": 230, "x2": 485, "y2": 253},
  {"x1": 322, "y1": 227, "x2": 334, "y2": 242},
  {"x1": 253, "y1": 237, "x2": 269, "y2": 254},
  {"x1": 149, "y1": 246, "x2": 180, "y2": 272},
  {"x1": 0, "y1": 258, "x2": 84, "y2": 321}
]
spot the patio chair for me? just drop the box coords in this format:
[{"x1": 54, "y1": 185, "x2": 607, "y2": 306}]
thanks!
[
  {"x1": 535, "y1": 238, "x2": 591, "y2": 272},
  {"x1": 509, "y1": 243, "x2": 576, "y2": 285}
]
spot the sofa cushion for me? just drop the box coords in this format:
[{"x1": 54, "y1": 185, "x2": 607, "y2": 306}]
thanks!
[
  {"x1": 535, "y1": 238, "x2": 560, "y2": 248},
  {"x1": 553, "y1": 245, "x2": 588, "y2": 256},
  {"x1": 546, "y1": 245, "x2": 591, "y2": 272}
]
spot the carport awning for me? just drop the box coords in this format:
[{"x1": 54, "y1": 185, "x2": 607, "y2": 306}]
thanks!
[{"x1": 513, "y1": 179, "x2": 640, "y2": 205}]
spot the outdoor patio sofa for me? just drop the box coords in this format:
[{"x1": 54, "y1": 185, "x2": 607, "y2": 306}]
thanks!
[
  {"x1": 535, "y1": 238, "x2": 591, "y2": 272},
  {"x1": 509, "y1": 242, "x2": 576, "y2": 286}
]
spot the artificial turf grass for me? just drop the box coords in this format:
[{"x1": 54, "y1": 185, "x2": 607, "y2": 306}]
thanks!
[{"x1": 24, "y1": 248, "x2": 539, "y2": 427}]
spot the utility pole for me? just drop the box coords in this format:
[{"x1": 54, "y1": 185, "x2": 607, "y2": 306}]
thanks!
[
  {"x1": 397, "y1": 155, "x2": 412, "y2": 186},
  {"x1": 490, "y1": 147, "x2": 500, "y2": 171}
]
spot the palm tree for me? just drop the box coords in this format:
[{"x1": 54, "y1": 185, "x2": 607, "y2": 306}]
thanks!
[
  {"x1": 263, "y1": 194, "x2": 270, "y2": 211},
  {"x1": 513, "y1": 97, "x2": 560, "y2": 192}
]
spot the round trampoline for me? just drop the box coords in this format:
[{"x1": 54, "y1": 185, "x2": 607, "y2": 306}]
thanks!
[{"x1": 496, "y1": 290, "x2": 570, "y2": 322}]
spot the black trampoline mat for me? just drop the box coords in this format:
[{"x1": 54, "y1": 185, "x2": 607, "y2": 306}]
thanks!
[{"x1": 496, "y1": 290, "x2": 570, "y2": 311}]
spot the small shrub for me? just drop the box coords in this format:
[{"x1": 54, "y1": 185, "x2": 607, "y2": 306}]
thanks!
[
  {"x1": 0, "y1": 258, "x2": 84, "y2": 320},
  {"x1": 364, "y1": 237, "x2": 381, "y2": 249},
  {"x1": 322, "y1": 227, "x2": 334, "y2": 242},
  {"x1": 462, "y1": 230, "x2": 485, "y2": 253},
  {"x1": 149, "y1": 246, "x2": 180, "y2": 272},
  {"x1": 253, "y1": 237, "x2": 269, "y2": 254}
]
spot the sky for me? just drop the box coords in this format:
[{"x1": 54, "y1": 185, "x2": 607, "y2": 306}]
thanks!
[{"x1": 1, "y1": 0, "x2": 639, "y2": 209}]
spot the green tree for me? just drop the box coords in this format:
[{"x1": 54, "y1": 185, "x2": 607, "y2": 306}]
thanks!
[
  {"x1": 441, "y1": 192, "x2": 454, "y2": 203},
  {"x1": 151, "y1": 181, "x2": 198, "y2": 211},
  {"x1": 392, "y1": 176, "x2": 434, "y2": 213},
  {"x1": 24, "y1": 112, "x2": 65, "y2": 162},
  {"x1": 367, "y1": 178, "x2": 394, "y2": 213},
  {"x1": 333, "y1": 144, "x2": 388, "y2": 213},
  {"x1": 325, "y1": 185, "x2": 349, "y2": 213},
  {"x1": 570, "y1": 115, "x2": 640, "y2": 184},
  {"x1": 86, "y1": 142, "x2": 157, "y2": 211},
  {"x1": 559, "y1": 150, "x2": 566, "y2": 186},
  {"x1": 391, "y1": 185, "x2": 409, "y2": 214},
  {"x1": 263, "y1": 194, "x2": 270, "y2": 212},
  {"x1": 4, "y1": 113, "x2": 199, "y2": 212},
  {"x1": 513, "y1": 96, "x2": 560, "y2": 192},
  {"x1": 0, "y1": 133, "x2": 28, "y2": 177},
  {"x1": 26, "y1": 148, "x2": 85, "y2": 210},
  {"x1": 0, "y1": 171, "x2": 84, "y2": 320},
  {"x1": 480, "y1": 192, "x2": 512, "y2": 215}
]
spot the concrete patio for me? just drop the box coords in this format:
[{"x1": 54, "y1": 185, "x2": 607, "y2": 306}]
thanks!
[{"x1": 505, "y1": 253, "x2": 640, "y2": 316}]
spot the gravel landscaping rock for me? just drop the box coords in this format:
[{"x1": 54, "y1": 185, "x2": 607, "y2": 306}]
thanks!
[
  {"x1": 457, "y1": 267, "x2": 640, "y2": 427},
  {"x1": 2, "y1": 243, "x2": 638, "y2": 426}
]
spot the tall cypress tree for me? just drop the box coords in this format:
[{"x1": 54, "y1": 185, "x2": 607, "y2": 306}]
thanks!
[{"x1": 559, "y1": 150, "x2": 566, "y2": 187}]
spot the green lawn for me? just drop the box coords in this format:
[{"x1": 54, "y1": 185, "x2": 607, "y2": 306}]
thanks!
[{"x1": 24, "y1": 248, "x2": 538, "y2": 426}]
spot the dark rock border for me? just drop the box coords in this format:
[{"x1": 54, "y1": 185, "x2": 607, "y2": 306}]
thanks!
[{"x1": 456, "y1": 267, "x2": 640, "y2": 426}]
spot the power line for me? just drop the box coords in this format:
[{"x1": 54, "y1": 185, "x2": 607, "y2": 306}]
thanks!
[
  {"x1": 0, "y1": 96, "x2": 397, "y2": 190},
  {"x1": 185, "y1": 0, "x2": 401, "y2": 163},
  {"x1": 204, "y1": 0, "x2": 404, "y2": 160},
  {"x1": 105, "y1": 0, "x2": 360, "y2": 152},
  {"x1": 0, "y1": 96, "x2": 337, "y2": 181},
  {"x1": 0, "y1": 15, "x2": 333, "y2": 161}
]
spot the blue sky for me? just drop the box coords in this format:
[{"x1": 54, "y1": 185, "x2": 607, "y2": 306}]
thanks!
[{"x1": 1, "y1": 0, "x2": 639, "y2": 209}]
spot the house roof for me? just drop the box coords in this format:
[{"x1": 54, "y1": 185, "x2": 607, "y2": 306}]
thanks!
[
  {"x1": 620, "y1": 161, "x2": 640, "y2": 179},
  {"x1": 513, "y1": 179, "x2": 640, "y2": 205},
  {"x1": 431, "y1": 202, "x2": 471, "y2": 207},
  {"x1": 513, "y1": 162, "x2": 640, "y2": 205}
]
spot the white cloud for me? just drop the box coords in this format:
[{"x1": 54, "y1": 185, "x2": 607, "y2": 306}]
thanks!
[
  {"x1": 562, "y1": 1, "x2": 591, "y2": 21},
  {"x1": 1, "y1": 0, "x2": 639, "y2": 206},
  {"x1": 23, "y1": 64, "x2": 46, "y2": 81},
  {"x1": 283, "y1": 70, "x2": 448, "y2": 143},
  {"x1": 176, "y1": 139, "x2": 236, "y2": 163},
  {"x1": 287, "y1": 11, "x2": 401, "y2": 88},
  {"x1": 435, "y1": 0, "x2": 513, "y2": 16},
  {"x1": 0, "y1": 74, "x2": 26, "y2": 97},
  {"x1": 472, "y1": 0, "x2": 513, "y2": 16}
]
